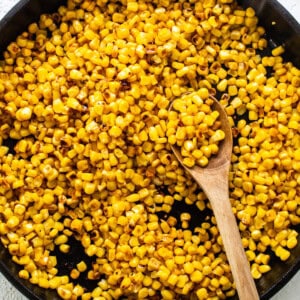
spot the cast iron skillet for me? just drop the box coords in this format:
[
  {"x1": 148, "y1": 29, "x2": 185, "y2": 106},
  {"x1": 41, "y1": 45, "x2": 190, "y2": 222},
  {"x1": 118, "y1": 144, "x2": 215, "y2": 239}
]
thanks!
[{"x1": 0, "y1": 0, "x2": 299, "y2": 299}]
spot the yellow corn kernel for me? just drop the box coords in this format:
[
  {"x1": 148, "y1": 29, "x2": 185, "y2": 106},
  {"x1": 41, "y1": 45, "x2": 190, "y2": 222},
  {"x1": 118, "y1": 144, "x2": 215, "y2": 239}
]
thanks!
[
  {"x1": 161, "y1": 289, "x2": 175, "y2": 300},
  {"x1": 77, "y1": 261, "x2": 87, "y2": 272},
  {"x1": 156, "y1": 263, "x2": 170, "y2": 279},
  {"x1": 190, "y1": 270, "x2": 204, "y2": 283},
  {"x1": 70, "y1": 69, "x2": 83, "y2": 80},
  {"x1": 251, "y1": 267, "x2": 262, "y2": 280},
  {"x1": 7, "y1": 216, "x2": 20, "y2": 229},
  {"x1": 287, "y1": 236, "x2": 297, "y2": 249},
  {"x1": 84, "y1": 182, "x2": 96, "y2": 195},
  {"x1": 126, "y1": 193, "x2": 140, "y2": 202},
  {"x1": 275, "y1": 246, "x2": 290, "y2": 261},
  {"x1": 54, "y1": 234, "x2": 68, "y2": 245},
  {"x1": 59, "y1": 244, "x2": 70, "y2": 254},
  {"x1": 70, "y1": 269, "x2": 80, "y2": 280},
  {"x1": 167, "y1": 274, "x2": 178, "y2": 286},
  {"x1": 182, "y1": 157, "x2": 195, "y2": 168},
  {"x1": 19, "y1": 269, "x2": 30, "y2": 280},
  {"x1": 16, "y1": 107, "x2": 32, "y2": 121},
  {"x1": 196, "y1": 288, "x2": 208, "y2": 300},
  {"x1": 57, "y1": 285, "x2": 72, "y2": 299},
  {"x1": 210, "y1": 129, "x2": 225, "y2": 143},
  {"x1": 258, "y1": 265, "x2": 271, "y2": 274},
  {"x1": 272, "y1": 45, "x2": 284, "y2": 56},
  {"x1": 217, "y1": 79, "x2": 228, "y2": 92}
]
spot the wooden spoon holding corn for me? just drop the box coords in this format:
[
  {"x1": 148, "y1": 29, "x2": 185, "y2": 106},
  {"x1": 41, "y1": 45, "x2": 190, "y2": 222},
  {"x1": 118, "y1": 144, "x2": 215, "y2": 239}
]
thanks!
[{"x1": 169, "y1": 94, "x2": 260, "y2": 300}]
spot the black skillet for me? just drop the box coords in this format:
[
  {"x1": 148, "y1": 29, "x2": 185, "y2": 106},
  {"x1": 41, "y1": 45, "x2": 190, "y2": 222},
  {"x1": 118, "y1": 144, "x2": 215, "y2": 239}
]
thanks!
[{"x1": 0, "y1": 0, "x2": 299, "y2": 299}]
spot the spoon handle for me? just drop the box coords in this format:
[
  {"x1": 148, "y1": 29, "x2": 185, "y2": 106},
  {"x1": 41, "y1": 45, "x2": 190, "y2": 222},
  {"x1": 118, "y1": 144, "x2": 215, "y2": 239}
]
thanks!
[{"x1": 195, "y1": 170, "x2": 260, "y2": 300}]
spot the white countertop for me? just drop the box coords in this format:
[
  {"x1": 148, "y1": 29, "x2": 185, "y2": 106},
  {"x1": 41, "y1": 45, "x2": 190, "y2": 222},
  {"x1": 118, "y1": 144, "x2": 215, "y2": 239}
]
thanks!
[{"x1": 0, "y1": 0, "x2": 299, "y2": 299}]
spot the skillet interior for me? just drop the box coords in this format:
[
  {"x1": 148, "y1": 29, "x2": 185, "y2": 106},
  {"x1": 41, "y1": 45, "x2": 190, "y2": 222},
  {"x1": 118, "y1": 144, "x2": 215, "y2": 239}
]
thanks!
[{"x1": 0, "y1": 1, "x2": 299, "y2": 299}]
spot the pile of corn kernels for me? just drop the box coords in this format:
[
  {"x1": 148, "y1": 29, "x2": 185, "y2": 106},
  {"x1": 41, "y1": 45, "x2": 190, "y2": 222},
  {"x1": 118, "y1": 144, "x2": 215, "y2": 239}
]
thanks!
[
  {"x1": 168, "y1": 91, "x2": 225, "y2": 168},
  {"x1": 0, "y1": 0, "x2": 299, "y2": 299}
]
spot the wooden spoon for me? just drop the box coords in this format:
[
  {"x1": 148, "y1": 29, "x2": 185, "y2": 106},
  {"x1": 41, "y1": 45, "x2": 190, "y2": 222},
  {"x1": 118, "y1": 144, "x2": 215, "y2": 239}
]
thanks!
[{"x1": 170, "y1": 95, "x2": 260, "y2": 300}]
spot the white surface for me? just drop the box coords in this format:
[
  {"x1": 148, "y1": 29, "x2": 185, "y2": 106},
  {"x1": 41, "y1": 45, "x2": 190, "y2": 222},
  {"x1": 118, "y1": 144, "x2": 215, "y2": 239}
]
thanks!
[{"x1": 0, "y1": 0, "x2": 299, "y2": 299}]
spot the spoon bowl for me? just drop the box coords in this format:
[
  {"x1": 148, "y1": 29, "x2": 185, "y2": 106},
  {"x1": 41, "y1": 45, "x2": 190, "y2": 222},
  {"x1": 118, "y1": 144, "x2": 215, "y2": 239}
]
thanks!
[
  {"x1": 170, "y1": 94, "x2": 260, "y2": 300},
  {"x1": 170, "y1": 95, "x2": 233, "y2": 171}
]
